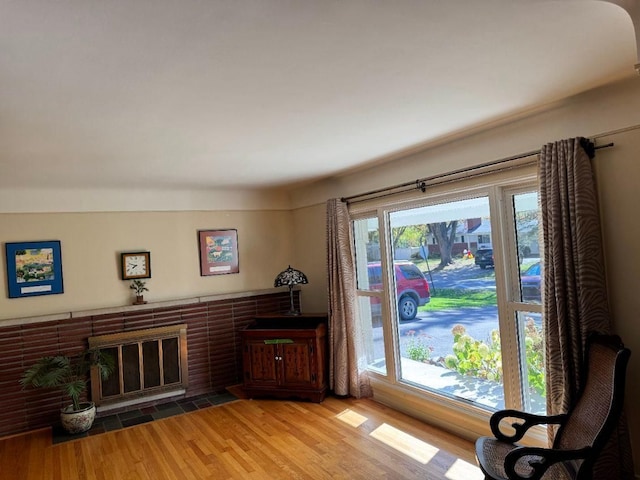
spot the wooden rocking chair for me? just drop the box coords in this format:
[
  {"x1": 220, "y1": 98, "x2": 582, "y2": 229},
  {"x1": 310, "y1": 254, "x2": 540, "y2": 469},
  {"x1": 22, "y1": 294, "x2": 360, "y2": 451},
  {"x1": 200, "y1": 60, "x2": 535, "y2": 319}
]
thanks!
[{"x1": 475, "y1": 334, "x2": 630, "y2": 480}]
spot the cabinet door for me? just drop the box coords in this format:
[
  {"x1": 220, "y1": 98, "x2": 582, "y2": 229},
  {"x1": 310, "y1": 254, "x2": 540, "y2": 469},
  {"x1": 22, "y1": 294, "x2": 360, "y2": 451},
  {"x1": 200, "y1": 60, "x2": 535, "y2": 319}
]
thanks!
[
  {"x1": 280, "y1": 341, "x2": 313, "y2": 386},
  {"x1": 245, "y1": 341, "x2": 278, "y2": 385}
]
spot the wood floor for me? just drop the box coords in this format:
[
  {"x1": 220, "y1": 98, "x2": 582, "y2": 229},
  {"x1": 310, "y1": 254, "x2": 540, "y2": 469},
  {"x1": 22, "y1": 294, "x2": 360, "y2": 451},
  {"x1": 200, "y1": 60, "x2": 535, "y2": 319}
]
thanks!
[{"x1": 0, "y1": 396, "x2": 484, "y2": 479}]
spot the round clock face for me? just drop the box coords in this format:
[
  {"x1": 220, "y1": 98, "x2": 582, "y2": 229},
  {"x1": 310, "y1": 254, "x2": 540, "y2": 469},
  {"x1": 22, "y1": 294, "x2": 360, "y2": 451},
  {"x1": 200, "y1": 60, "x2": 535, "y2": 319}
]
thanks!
[{"x1": 125, "y1": 255, "x2": 147, "y2": 276}]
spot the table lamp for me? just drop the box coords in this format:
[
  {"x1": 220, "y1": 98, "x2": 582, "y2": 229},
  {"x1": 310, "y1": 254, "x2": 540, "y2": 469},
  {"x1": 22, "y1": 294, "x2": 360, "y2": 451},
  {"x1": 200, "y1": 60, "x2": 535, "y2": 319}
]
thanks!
[{"x1": 274, "y1": 265, "x2": 308, "y2": 315}]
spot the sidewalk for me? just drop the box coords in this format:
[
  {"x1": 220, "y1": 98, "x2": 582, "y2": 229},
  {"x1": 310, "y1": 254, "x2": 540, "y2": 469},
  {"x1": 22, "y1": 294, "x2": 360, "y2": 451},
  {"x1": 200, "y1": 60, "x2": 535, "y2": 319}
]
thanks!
[{"x1": 401, "y1": 357, "x2": 545, "y2": 413}]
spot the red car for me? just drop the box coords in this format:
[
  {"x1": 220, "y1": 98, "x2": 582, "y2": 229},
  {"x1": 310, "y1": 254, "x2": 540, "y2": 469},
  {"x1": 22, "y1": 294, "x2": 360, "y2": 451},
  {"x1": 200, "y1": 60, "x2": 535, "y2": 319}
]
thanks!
[{"x1": 368, "y1": 261, "x2": 431, "y2": 320}]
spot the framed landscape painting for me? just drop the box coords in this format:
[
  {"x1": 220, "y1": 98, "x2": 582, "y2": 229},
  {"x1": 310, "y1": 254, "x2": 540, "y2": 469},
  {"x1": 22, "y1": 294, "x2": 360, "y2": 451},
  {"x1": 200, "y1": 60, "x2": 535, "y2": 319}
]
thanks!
[
  {"x1": 198, "y1": 229, "x2": 239, "y2": 276},
  {"x1": 5, "y1": 241, "x2": 64, "y2": 298}
]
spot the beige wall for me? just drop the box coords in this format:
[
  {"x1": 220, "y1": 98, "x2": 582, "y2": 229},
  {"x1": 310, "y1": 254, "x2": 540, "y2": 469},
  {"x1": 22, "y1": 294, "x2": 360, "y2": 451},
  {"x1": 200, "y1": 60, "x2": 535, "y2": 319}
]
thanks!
[
  {"x1": 291, "y1": 203, "x2": 328, "y2": 314},
  {"x1": 0, "y1": 210, "x2": 294, "y2": 320},
  {"x1": 289, "y1": 76, "x2": 640, "y2": 472},
  {"x1": 593, "y1": 127, "x2": 640, "y2": 472}
]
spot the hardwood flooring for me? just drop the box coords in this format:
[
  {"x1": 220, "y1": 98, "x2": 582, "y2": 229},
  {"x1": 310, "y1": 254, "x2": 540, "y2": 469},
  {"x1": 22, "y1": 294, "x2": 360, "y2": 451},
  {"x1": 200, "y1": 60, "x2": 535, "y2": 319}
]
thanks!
[{"x1": 0, "y1": 396, "x2": 484, "y2": 479}]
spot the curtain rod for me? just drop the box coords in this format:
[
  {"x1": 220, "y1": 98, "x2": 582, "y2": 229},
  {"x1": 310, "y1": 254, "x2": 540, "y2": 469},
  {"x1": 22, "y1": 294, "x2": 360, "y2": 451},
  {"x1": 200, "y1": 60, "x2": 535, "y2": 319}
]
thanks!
[{"x1": 341, "y1": 141, "x2": 614, "y2": 204}]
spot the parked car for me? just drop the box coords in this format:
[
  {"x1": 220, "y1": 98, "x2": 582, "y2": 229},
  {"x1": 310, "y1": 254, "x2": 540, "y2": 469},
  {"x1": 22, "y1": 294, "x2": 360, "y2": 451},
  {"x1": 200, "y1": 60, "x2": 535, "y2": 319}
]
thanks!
[
  {"x1": 474, "y1": 248, "x2": 494, "y2": 269},
  {"x1": 521, "y1": 262, "x2": 542, "y2": 303},
  {"x1": 367, "y1": 261, "x2": 431, "y2": 321}
]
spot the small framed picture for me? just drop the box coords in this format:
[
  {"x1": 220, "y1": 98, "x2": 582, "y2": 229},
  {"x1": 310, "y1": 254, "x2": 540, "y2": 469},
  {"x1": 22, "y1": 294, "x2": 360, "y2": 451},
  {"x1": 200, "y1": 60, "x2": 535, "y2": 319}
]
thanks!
[
  {"x1": 198, "y1": 229, "x2": 239, "y2": 276},
  {"x1": 5, "y1": 241, "x2": 64, "y2": 298},
  {"x1": 120, "y1": 251, "x2": 151, "y2": 280}
]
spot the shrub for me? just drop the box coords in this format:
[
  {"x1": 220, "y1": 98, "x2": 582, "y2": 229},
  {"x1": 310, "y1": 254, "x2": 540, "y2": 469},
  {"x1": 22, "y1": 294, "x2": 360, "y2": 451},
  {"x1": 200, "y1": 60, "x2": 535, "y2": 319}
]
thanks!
[
  {"x1": 444, "y1": 322, "x2": 546, "y2": 397},
  {"x1": 523, "y1": 318, "x2": 545, "y2": 397},
  {"x1": 405, "y1": 330, "x2": 432, "y2": 363},
  {"x1": 448, "y1": 325, "x2": 502, "y2": 382}
]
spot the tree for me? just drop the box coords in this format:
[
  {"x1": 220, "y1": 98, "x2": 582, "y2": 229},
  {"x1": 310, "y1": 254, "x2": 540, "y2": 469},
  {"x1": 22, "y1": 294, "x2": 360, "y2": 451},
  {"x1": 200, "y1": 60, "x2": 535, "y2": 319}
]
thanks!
[
  {"x1": 427, "y1": 221, "x2": 458, "y2": 269},
  {"x1": 391, "y1": 225, "x2": 426, "y2": 248},
  {"x1": 515, "y1": 211, "x2": 539, "y2": 258},
  {"x1": 391, "y1": 226, "x2": 407, "y2": 249}
]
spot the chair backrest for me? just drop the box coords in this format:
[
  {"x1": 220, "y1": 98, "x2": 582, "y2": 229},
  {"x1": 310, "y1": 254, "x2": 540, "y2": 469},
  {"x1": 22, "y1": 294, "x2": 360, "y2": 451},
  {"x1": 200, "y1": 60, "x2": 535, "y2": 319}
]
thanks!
[{"x1": 553, "y1": 334, "x2": 630, "y2": 473}]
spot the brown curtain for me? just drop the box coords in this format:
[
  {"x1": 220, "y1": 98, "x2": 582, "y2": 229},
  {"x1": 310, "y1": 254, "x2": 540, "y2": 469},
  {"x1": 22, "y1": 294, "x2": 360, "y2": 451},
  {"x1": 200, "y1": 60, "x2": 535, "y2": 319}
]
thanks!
[
  {"x1": 539, "y1": 137, "x2": 633, "y2": 479},
  {"x1": 326, "y1": 198, "x2": 372, "y2": 398}
]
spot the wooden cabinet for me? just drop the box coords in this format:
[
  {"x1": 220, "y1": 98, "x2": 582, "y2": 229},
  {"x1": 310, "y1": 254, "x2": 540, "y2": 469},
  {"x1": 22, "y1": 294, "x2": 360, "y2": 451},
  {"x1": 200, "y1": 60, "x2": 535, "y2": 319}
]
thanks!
[{"x1": 241, "y1": 314, "x2": 328, "y2": 402}]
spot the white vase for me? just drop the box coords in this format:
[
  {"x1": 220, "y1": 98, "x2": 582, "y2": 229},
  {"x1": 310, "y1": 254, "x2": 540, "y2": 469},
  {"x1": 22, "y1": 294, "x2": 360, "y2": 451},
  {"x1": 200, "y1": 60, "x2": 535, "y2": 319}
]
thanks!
[{"x1": 60, "y1": 402, "x2": 96, "y2": 434}]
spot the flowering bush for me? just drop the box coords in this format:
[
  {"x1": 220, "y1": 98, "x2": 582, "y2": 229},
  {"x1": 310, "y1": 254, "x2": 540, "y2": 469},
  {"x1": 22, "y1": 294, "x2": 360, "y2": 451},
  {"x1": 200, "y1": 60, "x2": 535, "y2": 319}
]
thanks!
[
  {"x1": 444, "y1": 322, "x2": 546, "y2": 397},
  {"x1": 405, "y1": 330, "x2": 432, "y2": 363},
  {"x1": 448, "y1": 325, "x2": 502, "y2": 382},
  {"x1": 523, "y1": 318, "x2": 545, "y2": 396}
]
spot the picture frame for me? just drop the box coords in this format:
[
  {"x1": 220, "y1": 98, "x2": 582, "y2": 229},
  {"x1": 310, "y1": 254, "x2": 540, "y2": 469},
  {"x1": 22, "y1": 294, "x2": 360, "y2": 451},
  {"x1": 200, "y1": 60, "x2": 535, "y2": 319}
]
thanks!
[
  {"x1": 5, "y1": 240, "x2": 64, "y2": 298},
  {"x1": 120, "y1": 251, "x2": 151, "y2": 280},
  {"x1": 198, "y1": 229, "x2": 239, "y2": 276}
]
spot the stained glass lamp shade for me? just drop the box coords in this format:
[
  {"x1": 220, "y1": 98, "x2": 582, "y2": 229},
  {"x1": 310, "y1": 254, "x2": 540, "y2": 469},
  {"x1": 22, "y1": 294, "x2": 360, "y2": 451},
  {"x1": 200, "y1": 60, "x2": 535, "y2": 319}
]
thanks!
[{"x1": 274, "y1": 265, "x2": 308, "y2": 315}]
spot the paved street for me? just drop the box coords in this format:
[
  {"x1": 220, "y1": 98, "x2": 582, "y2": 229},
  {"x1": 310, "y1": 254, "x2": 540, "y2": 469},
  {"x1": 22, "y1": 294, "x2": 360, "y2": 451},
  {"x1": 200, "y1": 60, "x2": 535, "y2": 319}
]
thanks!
[
  {"x1": 424, "y1": 263, "x2": 496, "y2": 292},
  {"x1": 371, "y1": 305, "x2": 502, "y2": 362},
  {"x1": 372, "y1": 259, "x2": 542, "y2": 362},
  {"x1": 405, "y1": 261, "x2": 499, "y2": 360},
  {"x1": 399, "y1": 305, "x2": 499, "y2": 360}
]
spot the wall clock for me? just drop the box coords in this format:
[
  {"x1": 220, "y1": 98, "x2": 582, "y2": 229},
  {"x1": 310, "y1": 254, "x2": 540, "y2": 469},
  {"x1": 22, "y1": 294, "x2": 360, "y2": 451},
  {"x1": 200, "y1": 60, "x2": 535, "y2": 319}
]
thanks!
[{"x1": 121, "y1": 251, "x2": 151, "y2": 280}]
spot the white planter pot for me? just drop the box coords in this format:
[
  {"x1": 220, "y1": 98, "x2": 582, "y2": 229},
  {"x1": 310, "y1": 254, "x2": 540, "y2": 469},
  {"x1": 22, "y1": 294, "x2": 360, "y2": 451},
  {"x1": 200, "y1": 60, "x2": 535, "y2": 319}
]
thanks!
[{"x1": 60, "y1": 402, "x2": 96, "y2": 434}]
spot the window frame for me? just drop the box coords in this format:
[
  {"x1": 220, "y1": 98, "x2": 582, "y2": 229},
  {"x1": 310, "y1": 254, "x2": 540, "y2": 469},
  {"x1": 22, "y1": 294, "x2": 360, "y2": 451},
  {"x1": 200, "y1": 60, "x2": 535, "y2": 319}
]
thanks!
[{"x1": 347, "y1": 164, "x2": 547, "y2": 444}]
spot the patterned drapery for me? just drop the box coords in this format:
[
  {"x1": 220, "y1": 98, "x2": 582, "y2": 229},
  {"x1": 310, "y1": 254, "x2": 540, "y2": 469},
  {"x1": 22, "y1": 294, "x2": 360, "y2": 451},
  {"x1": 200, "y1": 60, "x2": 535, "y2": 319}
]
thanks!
[
  {"x1": 539, "y1": 137, "x2": 633, "y2": 479},
  {"x1": 326, "y1": 198, "x2": 372, "y2": 398}
]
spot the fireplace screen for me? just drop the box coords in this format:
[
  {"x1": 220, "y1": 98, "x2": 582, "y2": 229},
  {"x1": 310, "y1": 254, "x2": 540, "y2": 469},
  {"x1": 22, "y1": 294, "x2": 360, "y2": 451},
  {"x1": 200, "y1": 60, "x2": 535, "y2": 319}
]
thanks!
[{"x1": 89, "y1": 324, "x2": 188, "y2": 407}]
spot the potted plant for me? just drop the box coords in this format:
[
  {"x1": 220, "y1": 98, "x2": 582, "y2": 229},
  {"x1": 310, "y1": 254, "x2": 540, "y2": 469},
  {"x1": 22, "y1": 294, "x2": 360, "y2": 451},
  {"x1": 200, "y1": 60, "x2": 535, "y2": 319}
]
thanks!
[
  {"x1": 130, "y1": 279, "x2": 148, "y2": 304},
  {"x1": 20, "y1": 349, "x2": 115, "y2": 434}
]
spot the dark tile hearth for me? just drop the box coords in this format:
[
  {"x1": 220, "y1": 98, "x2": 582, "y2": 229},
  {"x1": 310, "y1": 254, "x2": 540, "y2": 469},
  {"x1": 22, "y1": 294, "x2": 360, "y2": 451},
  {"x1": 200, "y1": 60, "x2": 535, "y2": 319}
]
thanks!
[{"x1": 52, "y1": 391, "x2": 238, "y2": 444}]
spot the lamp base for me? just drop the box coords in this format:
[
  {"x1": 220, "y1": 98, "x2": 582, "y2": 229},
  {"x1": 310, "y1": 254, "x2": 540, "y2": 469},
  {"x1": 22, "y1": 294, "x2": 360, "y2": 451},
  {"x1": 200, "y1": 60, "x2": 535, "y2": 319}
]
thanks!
[{"x1": 284, "y1": 285, "x2": 302, "y2": 316}]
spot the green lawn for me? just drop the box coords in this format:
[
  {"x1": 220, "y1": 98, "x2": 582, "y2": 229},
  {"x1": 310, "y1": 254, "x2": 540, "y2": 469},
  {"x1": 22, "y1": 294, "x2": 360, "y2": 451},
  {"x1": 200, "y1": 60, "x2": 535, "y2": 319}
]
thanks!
[
  {"x1": 408, "y1": 254, "x2": 538, "y2": 312},
  {"x1": 421, "y1": 288, "x2": 497, "y2": 311}
]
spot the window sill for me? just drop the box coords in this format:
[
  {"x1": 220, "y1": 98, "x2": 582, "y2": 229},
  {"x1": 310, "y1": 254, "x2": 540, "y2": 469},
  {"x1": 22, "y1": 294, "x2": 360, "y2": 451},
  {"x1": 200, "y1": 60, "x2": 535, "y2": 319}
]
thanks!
[{"x1": 369, "y1": 374, "x2": 547, "y2": 447}]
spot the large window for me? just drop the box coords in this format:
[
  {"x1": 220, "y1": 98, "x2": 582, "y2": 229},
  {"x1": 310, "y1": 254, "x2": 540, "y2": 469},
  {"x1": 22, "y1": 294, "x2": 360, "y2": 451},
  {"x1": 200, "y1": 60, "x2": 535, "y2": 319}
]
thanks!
[{"x1": 352, "y1": 178, "x2": 545, "y2": 416}]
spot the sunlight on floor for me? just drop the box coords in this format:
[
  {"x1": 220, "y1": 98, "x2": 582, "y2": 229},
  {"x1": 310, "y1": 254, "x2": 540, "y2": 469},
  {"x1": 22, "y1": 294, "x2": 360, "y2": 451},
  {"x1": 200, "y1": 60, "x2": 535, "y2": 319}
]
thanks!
[
  {"x1": 370, "y1": 423, "x2": 439, "y2": 464},
  {"x1": 335, "y1": 408, "x2": 484, "y2": 478},
  {"x1": 335, "y1": 408, "x2": 368, "y2": 428},
  {"x1": 445, "y1": 458, "x2": 485, "y2": 480}
]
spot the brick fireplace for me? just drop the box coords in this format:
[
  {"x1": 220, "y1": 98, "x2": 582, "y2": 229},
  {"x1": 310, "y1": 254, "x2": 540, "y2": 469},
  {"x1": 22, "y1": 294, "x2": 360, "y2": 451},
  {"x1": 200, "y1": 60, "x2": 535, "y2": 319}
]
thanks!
[
  {"x1": 0, "y1": 289, "x2": 295, "y2": 437},
  {"x1": 88, "y1": 324, "x2": 189, "y2": 412}
]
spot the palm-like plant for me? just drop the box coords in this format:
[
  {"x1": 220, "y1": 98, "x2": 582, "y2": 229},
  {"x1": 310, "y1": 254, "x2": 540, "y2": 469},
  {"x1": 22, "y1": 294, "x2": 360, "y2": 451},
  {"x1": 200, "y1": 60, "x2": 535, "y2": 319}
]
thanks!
[
  {"x1": 20, "y1": 349, "x2": 114, "y2": 411},
  {"x1": 130, "y1": 279, "x2": 148, "y2": 296}
]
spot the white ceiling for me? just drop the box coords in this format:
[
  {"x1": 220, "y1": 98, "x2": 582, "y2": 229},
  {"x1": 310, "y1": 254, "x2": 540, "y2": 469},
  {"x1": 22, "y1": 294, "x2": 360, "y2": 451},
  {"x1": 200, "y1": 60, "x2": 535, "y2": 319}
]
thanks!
[{"x1": 1, "y1": 1, "x2": 636, "y2": 192}]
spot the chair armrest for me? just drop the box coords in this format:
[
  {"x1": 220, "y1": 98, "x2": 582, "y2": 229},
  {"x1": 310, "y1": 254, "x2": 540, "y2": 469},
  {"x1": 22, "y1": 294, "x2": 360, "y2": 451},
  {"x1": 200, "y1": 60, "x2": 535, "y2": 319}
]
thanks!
[
  {"x1": 490, "y1": 409, "x2": 567, "y2": 442},
  {"x1": 504, "y1": 445, "x2": 591, "y2": 480}
]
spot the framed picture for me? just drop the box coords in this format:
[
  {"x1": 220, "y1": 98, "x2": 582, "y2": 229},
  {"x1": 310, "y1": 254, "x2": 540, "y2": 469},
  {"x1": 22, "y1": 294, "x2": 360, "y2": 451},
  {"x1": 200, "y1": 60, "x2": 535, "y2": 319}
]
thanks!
[
  {"x1": 5, "y1": 241, "x2": 64, "y2": 298},
  {"x1": 120, "y1": 251, "x2": 151, "y2": 280},
  {"x1": 198, "y1": 229, "x2": 239, "y2": 276}
]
